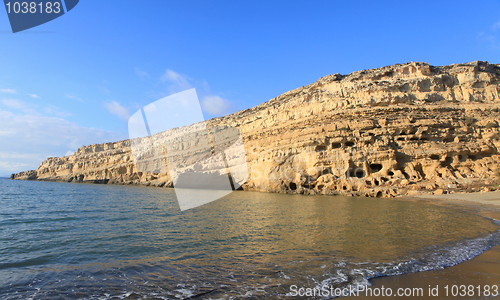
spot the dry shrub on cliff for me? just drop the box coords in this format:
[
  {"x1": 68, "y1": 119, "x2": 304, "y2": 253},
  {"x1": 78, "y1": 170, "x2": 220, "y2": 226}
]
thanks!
[
  {"x1": 465, "y1": 117, "x2": 477, "y2": 126},
  {"x1": 485, "y1": 122, "x2": 498, "y2": 129}
]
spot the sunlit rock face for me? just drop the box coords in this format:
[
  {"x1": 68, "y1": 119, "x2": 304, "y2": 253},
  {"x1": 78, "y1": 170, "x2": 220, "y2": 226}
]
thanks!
[{"x1": 12, "y1": 61, "x2": 500, "y2": 197}]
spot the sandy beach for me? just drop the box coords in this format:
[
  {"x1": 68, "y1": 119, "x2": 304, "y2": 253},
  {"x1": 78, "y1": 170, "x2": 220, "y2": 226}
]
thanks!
[{"x1": 345, "y1": 191, "x2": 500, "y2": 299}]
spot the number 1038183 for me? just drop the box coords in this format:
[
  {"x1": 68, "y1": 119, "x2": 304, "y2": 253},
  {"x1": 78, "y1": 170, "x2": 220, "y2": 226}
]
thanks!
[
  {"x1": 5, "y1": 2, "x2": 61, "y2": 14},
  {"x1": 444, "y1": 285, "x2": 499, "y2": 297}
]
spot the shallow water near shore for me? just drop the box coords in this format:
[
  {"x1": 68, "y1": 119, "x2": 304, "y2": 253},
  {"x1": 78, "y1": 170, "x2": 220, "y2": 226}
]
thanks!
[{"x1": 1, "y1": 179, "x2": 499, "y2": 299}]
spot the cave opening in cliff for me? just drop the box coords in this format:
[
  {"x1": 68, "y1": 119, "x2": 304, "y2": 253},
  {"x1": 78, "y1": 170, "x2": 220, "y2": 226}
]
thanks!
[
  {"x1": 289, "y1": 182, "x2": 297, "y2": 190},
  {"x1": 315, "y1": 145, "x2": 327, "y2": 152},
  {"x1": 355, "y1": 169, "x2": 365, "y2": 178},
  {"x1": 443, "y1": 136, "x2": 454, "y2": 143},
  {"x1": 369, "y1": 164, "x2": 383, "y2": 172},
  {"x1": 442, "y1": 156, "x2": 453, "y2": 166},
  {"x1": 320, "y1": 168, "x2": 332, "y2": 176},
  {"x1": 414, "y1": 163, "x2": 426, "y2": 179}
]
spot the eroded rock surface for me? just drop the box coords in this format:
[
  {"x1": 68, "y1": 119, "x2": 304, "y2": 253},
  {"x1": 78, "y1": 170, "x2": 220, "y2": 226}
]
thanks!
[{"x1": 12, "y1": 61, "x2": 500, "y2": 197}]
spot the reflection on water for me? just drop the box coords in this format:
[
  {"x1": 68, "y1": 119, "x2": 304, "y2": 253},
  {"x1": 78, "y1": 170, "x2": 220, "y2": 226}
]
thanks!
[{"x1": 0, "y1": 179, "x2": 499, "y2": 299}]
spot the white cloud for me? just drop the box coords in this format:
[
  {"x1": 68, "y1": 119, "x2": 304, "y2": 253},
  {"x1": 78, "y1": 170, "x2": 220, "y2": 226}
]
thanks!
[
  {"x1": 66, "y1": 94, "x2": 84, "y2": 102},
  {"x1": 135, "y1": 67, "x2": 150, "y2": 80},
  {"x1": 0, "y1": 159, "x2": 38, "y2": 175},
  {"x1": 2, "y1": 99, "x2": 27, "y2": 110},
  {"x1": 478, "y1": 31, "x2": 500, "y2": 50},
  {"x1": 2, "y1": 99, "x2": 38, "y2": 114},
  {"x1": 478, "y1": 20, "x2": 500, "y2": 50},
  {"x1": 105, "y1": 100, "x2": 130, "y2": 121},
  {"x1": 492, "y1": 20, "x2": 500, "y2": 31},
  {"x1": 160, "y1": 69, "x2": 192, "y2": 93},
  {"x1": 43, "y1": 105, "x2": 72, "y2": 117},
  {"x1": 201, "y1": 95, "x2": 231, "y2": 116},
  {"x1": 155, "y1": 69, "x2": 236, "y2": 116},
  {"x1": 0, "y1": 108, "x2": 124, "y2": 176},
  {"x1": 29, "y1": 94, "x2": 40, "y2": 98},
  {"x1": 0, "y1": 88, "x2": 16, "y2": 94},
  {"x1": 1, "y1": 99, "x2": 69, "y2": 117},
  {"x1": 98, "y1": 86, "x2": 111, "y2": 95},
  {"x1": 0, "y1": 152, "x2": 48, "y2": 175}
]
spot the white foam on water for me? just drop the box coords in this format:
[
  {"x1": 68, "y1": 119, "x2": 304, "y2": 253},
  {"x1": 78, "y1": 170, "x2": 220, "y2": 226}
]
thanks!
[{"x1": 308, "y1": 227, "x2": 500, "y2": 299}]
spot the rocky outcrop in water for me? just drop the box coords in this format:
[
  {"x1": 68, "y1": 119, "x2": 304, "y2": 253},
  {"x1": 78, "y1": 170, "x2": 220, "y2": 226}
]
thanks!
[{"x1": 12, "y1": 61, "x2": 500, "y2": 197}]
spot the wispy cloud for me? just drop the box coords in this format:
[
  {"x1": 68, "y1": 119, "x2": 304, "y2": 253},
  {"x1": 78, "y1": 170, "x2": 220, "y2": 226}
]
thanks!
[
  {"x1": 492, "y1": 19, "x2": 500, "y2": 31},
  {"x1": 2, "y1": 99, "x2": 27, "y2": 110},
  {"x1": 478, "y1": 32, "x2": 500, "y2": 50},
  {"x1": 0, "y1": 88, "x2": 17, "y2": 94},
  {"x1": 2, "y1": 99, "x2": 71, "y2": 117},
  {"x1": 156, "y1": 69, "x2": 237, "y2": 117},
  {"x1": 105, "y1": 100, "x2": 130, "y2": 121},
  {"x1": 478, "y1": 19, "x2": 500, "y2": 50},
  {"x1": 98, "y1": 86, "x2": 111, "y2": 95},
  {"x1": 0, "y1": 108, "x2": 124, "y2": 176},
  {"x1": 0, "y1": 152, "x2": 49, "y2": 172},
  {"x1": 2, "y1": 99, "x2": 38, "y2": 114},
  {"x1": 160, "y1": 69, "x2": 192, "y2": 93},
  {"x1": 135, "y1": 67, "x2": 150, "y2": 80},
  {"x1": 201, "y1": 95, "x2": 232, "y2": 116},
  {"x1": 43, "y1": 105, "x2": 72, "y2": 117},
  {"x1": 0, "y1": 158, "x2": 42, "y2": 174},
  {"x1": 2, "y1": 89, "x2": 39, "y2": 98},
  {"x1": 66, "y1": 94, "x2": 84, "y2": 102}
]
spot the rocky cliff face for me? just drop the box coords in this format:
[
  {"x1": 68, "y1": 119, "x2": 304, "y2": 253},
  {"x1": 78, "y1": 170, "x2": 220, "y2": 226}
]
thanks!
[{"x1": 12, "y1": 61, "x2": 500, "y2": 197}]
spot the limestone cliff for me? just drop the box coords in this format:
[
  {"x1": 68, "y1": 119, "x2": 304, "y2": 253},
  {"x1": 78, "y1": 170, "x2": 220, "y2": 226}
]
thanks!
[{"x1": 12, "y1": 61, "x2": 500, "y2": 197}]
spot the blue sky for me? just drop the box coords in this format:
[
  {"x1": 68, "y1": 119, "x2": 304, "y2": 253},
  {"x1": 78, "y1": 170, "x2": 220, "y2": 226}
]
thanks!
[{"x1": 1, "y1": 0, "x2": 500, "y2": 176}]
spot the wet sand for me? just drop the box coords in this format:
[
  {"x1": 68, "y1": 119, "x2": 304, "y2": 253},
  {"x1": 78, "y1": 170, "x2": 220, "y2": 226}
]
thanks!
[{"x1": 345, "y1": 191, "x2": 500, "y2": 299}]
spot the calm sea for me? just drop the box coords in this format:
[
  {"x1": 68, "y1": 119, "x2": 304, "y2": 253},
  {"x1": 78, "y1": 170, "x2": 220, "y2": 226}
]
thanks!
[{"x1": 1, "y1": 179, "x2": 499, "y2": 299}]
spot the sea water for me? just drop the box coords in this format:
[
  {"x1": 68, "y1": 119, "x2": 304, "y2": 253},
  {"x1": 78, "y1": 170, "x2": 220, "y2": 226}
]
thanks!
[{"x1": 1, "y1": 179, "x2": 499, "y2": 299}]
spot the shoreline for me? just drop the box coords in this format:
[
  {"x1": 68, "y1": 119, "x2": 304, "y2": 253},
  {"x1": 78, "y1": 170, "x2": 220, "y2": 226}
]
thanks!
[
  {"x1": 345, "y1": 191, "x2": 500, "y2": 299},
  {"x1": 11, "y1": 176, "x2": 500, "y2": 201}
]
